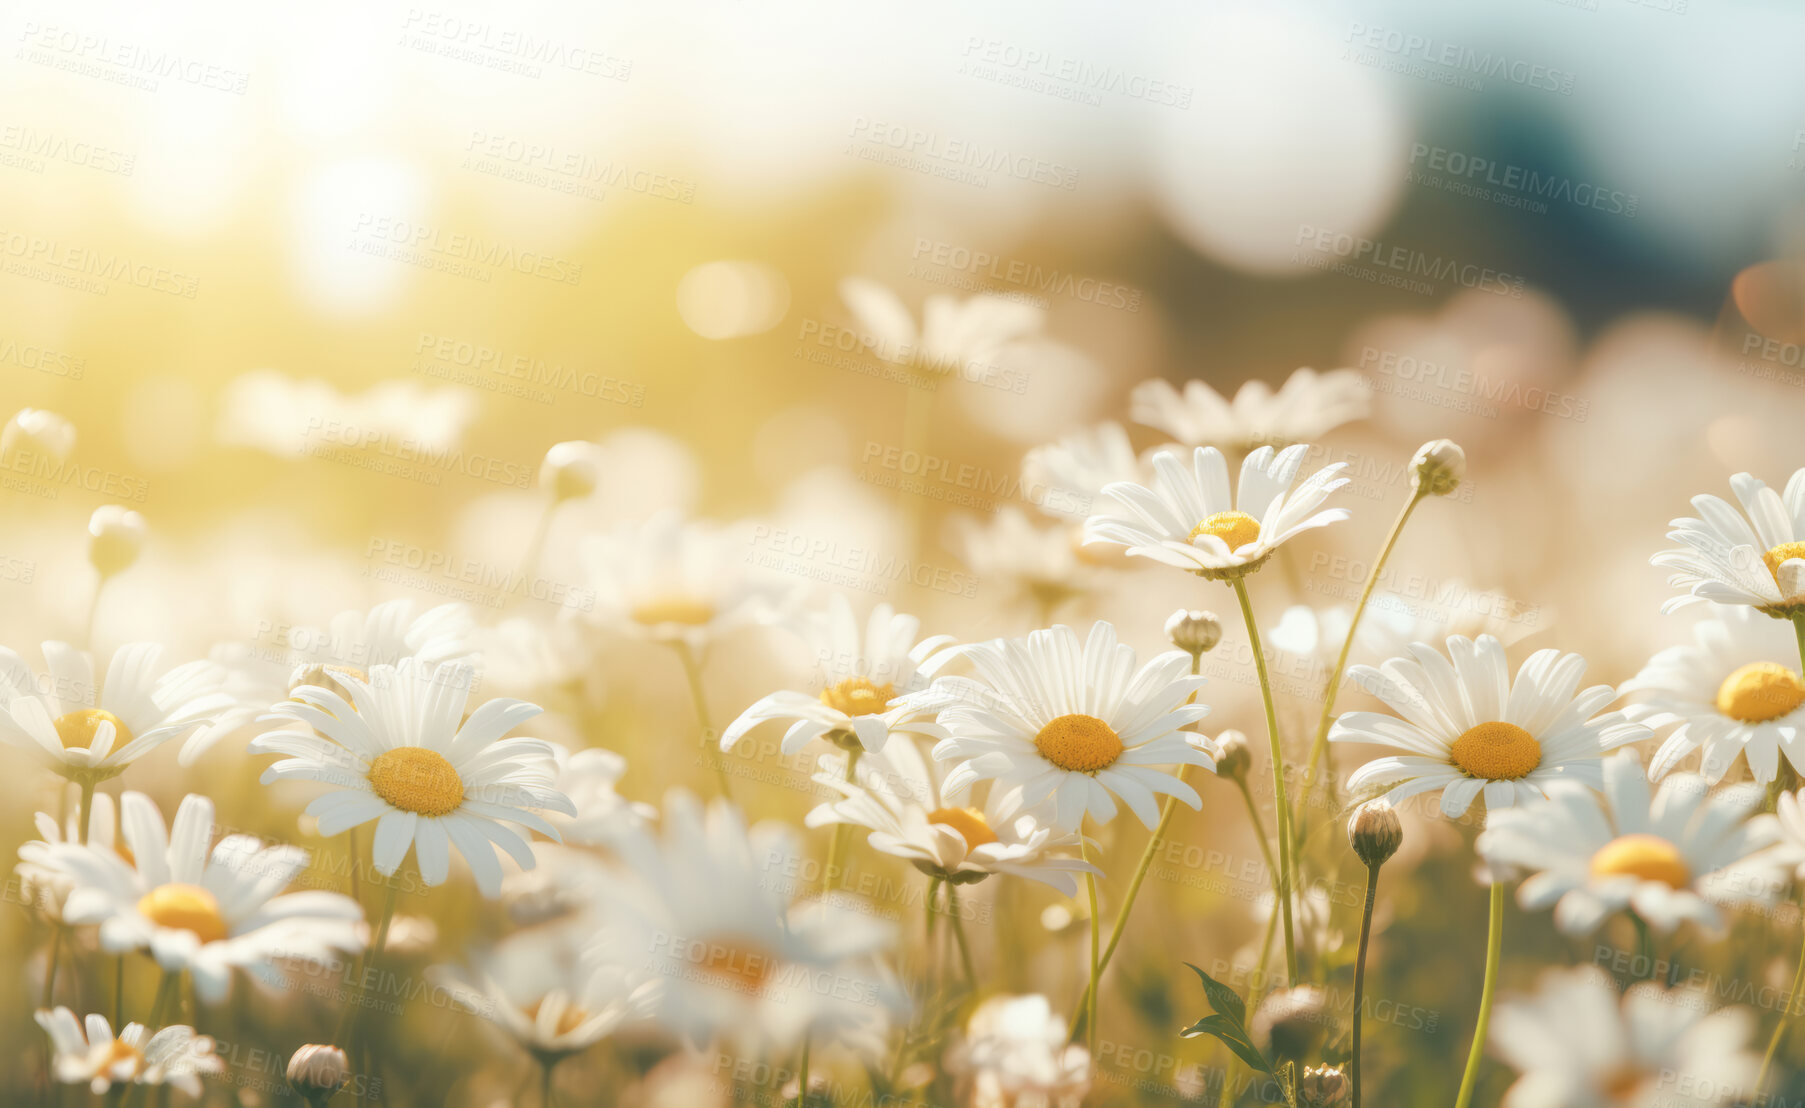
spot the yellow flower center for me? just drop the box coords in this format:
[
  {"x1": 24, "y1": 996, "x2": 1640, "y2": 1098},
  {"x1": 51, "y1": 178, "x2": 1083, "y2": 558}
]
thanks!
[
  {"x1": 523, "y1": 998, "x2": 590, "y2": 1036},
  {"x1": 1034, "y1": 713, "x2": 1124, "y2": 774},
  {"x1": 1187, "y1": 510, "x2": 1261, "y2": 552},
  {"x1": 1715, "y1": 662, "x2": 1805, "y2": 723},
  {"x1": 928, "y1": 806, "x2": 998, "y2": 849},
  {"x1": 819, "y1": 677, "x2": 896, "y2": 717},
  {"x1": 630, "y1": 597, "x2": 716, "y2": 627},
  {"x1": 1764, "y1": 541, "x2": 1805, "y2": 581},
  {"x1": 53, "y1": 708, "x2": 133, "y2": 751},
  {"x1": 136, "y1": 882, "x2": 228, "y2": 944},
  {"x1": 367, "y1": 747, "x2": 465, "y2": 817},
  {"x1": 1448, "y1": 721, "x2": 1542, "y2": 780},
  {"x1": 1590, "y1": 834, "x2": 1691, "y2": 889},
  {"x1": 98, "y1": 1037, "x2": 144, "y2": 1073},
  {"x1": 698, "y1": 940, "x2": 777, "y2": 993}
]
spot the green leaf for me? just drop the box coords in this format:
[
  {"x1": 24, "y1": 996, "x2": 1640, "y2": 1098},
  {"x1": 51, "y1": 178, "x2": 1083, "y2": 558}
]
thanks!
[
  {"x1": 1178, "y1": 1014, "x2": 1273, "y2": 1077},
  {"x1": 1184, "y1": 962, "x2": 1247, "y2": 1025}
]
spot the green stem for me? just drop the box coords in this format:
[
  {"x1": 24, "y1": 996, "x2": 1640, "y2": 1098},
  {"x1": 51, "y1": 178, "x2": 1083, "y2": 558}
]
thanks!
[
  {"x1": 946, "y1": 886, "x2": 976, "y2": 987},
  {"x1": 1351, "y1": 863, "x2": 1381, "y2": 1108},
  {"x1": 77, "y1": 782, "x2": 95, "y2": 846},
  {"x1": 541, "y1": 1056, "x2": 557, "y2": 1108},
  {"x1": 674, "y1": 642, "x2": 735, "y2": 802},
  {"x1": 1758, "y1": 893, "x2": 1805, "y2": 1093},
  {"x1": 820, "y1": 751, "x2": 861, "y2": 893},
  {"x1": 924, "y1": 876, "x2": 943, "y2": 996},
  {"x1": 1080, "y1": 832, "x2": 1102, "y2": 1062},
  {"x1": 42, "y1": 924, "x2": 63, "y2": 1008},
  {"x1": 113, "y1": 955, "x2": 124, "y2": 1026},
  {"x1": 1300, "y1": 492, "x2": 1424, "y2": 817},
  {"x1": 1454, "y1": 881, "x2": 1504, "y2": 1108},
  {"x1": 334, "y1": 879, "x2": 400, "y2": 1046},
  {"x1": 121, "y1": 972, "x2": 180, "y2": 1108},
  {"x1": 1231, "y1": 576, "x2": 1298, "y2": 986},
  {"x1": 794, "y1": 1037, "x2": 811, "y2": 1107},
  {"x1": 1631, "y1": 912, "x2": 1654, "y2": 982}
]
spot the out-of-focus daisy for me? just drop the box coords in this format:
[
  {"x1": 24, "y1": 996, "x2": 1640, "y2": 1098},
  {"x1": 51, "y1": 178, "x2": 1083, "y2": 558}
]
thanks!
[
  {"x1": 839, "y1": 277, "x2": 1045, "y2": 379},
  {"x1": 1331, "y1": 635, "x2": 1648, "y2": 817},
  {"x1": 430, "y1": 939, "x2": 658, "y2": 1060},
  {"x1": 1130, "y1": 367, "x2": 1369, "y2": 451},
  {"x1": 943, "y1": 994, "x2": 1091, "y2": 1108},
  {"x1": 577, "y1": 512, "x2": 791, "y2": 650},
  {"x1": 1489, "y1": 967, "x2": 1760, "y2": 1107},
  {"x1": 251, "y1": 659, "x2": 575, "y2": 897},
  {"x1": 0, "y1": 641, "x2": 232, "y2": 785},
  {"x1": 599, "y1": 791, "x2": 900, "y2": 1053},
  {"x1": 36, "y1": 1007, "x2": 221, "y2": 1096},
  {"x1": 16, "y1": 787, "x2": 119, "y2": 920},
  {"x1": 184, "y1": 599, "x2": 481, "y2": 762},
  {"x1": 805, "y1": 740, "x2": 1099, "y2": 895},
  {"x1": 1477, "y1": 751, "x2": 1780, "y2": 935},
  {"x1": 721, "y1": 596, "x2": 954, "y2": 756},
  {"x1": 1754, "y1": 787, "x2": 1805, "y2": 881},
  {"x1": 3, "y1": 407, "x2": 75, "y2": 461},
  {"x1": 1083, "y1": 445, "x2": 1349, "y2": 579},
  {"x1": 547, "y1": 744, "x2": 655, "y2": 847},
  {"x1": 1623, "y1": 606, "x2": 1805, "y2": 784},
  {"x1": 1022, "y1": 421, "x2": 1146, "y2": 522},
  {"x1": 43, "y1": 792, "x2": 364, "y2": 1001},
  {"x1": 949, "y1": 507, "x2": 1095, "y2": 619},
  {"x1": 1652, "y1": 468, "x2": 1805, "y2": 616},
  {"x1": 906, "y1": 622, "x2": 1212, "y2": 830}
]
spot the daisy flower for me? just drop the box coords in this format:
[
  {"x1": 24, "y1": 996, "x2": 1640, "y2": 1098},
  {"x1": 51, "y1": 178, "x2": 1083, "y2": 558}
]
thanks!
[
  {"x1": 43, "y1": 792, "x2": 364, "y2": 1002},
  {"x1": 943, "y1": 994, "x2": 1092, "y2": 1108},
  {"x1": 250, "y1": 659, "x2": 576, "y2": 897},
  {"x1": 597, "y1": 790, "x2": 901, "y2": 1053},
  {"x1": 1130, "y1": 367, "x2": 1370, "y2": 452},
  {"x1": 1477, "y1": 751, "x2": 1781, "y2": 935},
  {"x1": 0, "y1": 641, "x2": 232, "y2": 785},
  {"x1": 1489, "y1": 967, "x2": 1760, "y2": 1107},
  {"x1": 182, "y1": 598, "x2": 482, "y2": 762},
  {"x1": 1022, "y1": 421, "x2": 1147, "y2": 522},
  {"x1": 1623, "y1": 605, "x2": 1805, "y2": 785},
  {"x1": 839, "y1": 277, "x2": 1045, "y2": 379},
  {"x1": 430, "y1": 936, "x2": 658, "y2": 1060},
  {"x1": 1331, "y1": 634, "x2": 1649, "y2": 818},
  {"x1": 576, "y1": 512, "x2": 792, "y2": 650},
  {"x1": 950, "y1": 506, "x2": 1097, "y2": 618},
  {"x1": 36, "y1": 1007, "x2": 222, "y2": 1096},
  {"x1": 721, "y1": 595, "x2": 955, "y2": 757},
  {"x1": 1652, "y1": 467, "x2": 1805, "y2": 616},
  {"x1": 547, "y1": 744, "x2": 656, "y2": 847},
  {"x1": 1082, "y1": 444, "x2": 1350, "y2": 579},
  {"x1": 905, "y1": 622, "x2": 1213, "y2": 831},
  {"x1": 16, "y1": 786, "x2": 119, "y2": 921},
  {"x1": 805, "y1": 739, "x2": 1100, "y2": 895}
]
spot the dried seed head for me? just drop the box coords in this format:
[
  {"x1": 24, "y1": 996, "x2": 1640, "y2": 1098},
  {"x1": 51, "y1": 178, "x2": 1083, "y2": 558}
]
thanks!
[
  {"x1": 1214, "y1": 730, "x2": 1251, "y2": 782},
  {"x1": 1348, "y1": 800, "x2": 1404, "y2": 869}
]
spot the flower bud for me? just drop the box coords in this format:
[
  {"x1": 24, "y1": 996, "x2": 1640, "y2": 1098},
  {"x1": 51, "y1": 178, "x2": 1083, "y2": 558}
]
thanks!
[
  {"x1": 288, "y1": 662, "x2": 365, "y2": 703},
  {"x1": 1213, "y1": 730, "x2": 1251, "y2": 782},
  {"x1": 540, "y1": 440, "x2": 601, "y2": 502},
  {"x1": 1298, "y1": 1064, "x2": 1350, "y2": 1108},
  {"x1": 1165, "y1": 609, "x2": 1223, "y2": 656},
  {"x1": 1348, "y1": 800, "x2": 1403, "y2": 869},
  {"x1": 1250, "y1": 985, "x2": 1330, "y2": 1063},
  {"x1": 1411, "y1": 439, "x2": 1465, "y2": 497},
  {"x1": 287, "y1": 1044, "x2": 350, "y2": 1101},
  {"x1": 2, "y1": 408, "x2": 74, "y2": 462},
  {"x1": 88, "y1": 506, "x2": 146, "y2": 578}
]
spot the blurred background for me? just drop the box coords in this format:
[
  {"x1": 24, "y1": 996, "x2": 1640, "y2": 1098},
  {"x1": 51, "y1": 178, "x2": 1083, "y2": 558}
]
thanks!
[{"x1": 4, "y1": 0, "x2": 1805, "y2": 1104}]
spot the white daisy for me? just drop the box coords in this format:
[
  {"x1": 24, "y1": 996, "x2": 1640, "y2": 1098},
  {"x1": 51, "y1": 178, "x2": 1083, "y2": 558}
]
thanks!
[
  {"x1": 576, "y1": 512, "x2": 792, "y2": 650},
  {"x1": 1130, "y1": 367, "x2": 1370, "y2": 451},
  {"x1": 1330, "y1": 634, "x2": 1649, "y2": 817},
  {"x1": 839, "y1": 277, "x2": 1045, "y2": 378},
  {"x1": 1623, "y1": 605, "x2": 1805, "y2": 785},
  {"x1": 949, "y1": 506, "x2": 1096, "y2": 618},
  {"x1": 430, "y1": 936, "x2": 658, "y2": 1060},
  {"x1": 1022, "y1": 421, "x2": 1147, "y2": 522},
  {"x1": 943, "y1": 994, "x2": 1092, "y2": 1108},
  {"x1": 1083, "y1": 444, "x2": 1350, "y2": 579},
  {"x1": 1754, "y1": 787, "x2": 1805, "y2": 881},
  {"x1": 597, "y1": 790, "x2": 901, "y2": 1054},
  {"x1": 43, "y1": 792, "x2": 364, "y2": 1002},
  {"x1": 804, "y1": 740, "x2": 1100, "y2": 895},
  {"x1": 1489, "y1": 967, "x2": 1760, "y2": 1107},
  {"x1": 0, "y1": 641, "x2": 232, "y2": 785},
  {"x1": 547, "y1": 744, "x2": 656, "y2": 847},
  {"x1": 182, "y1": 598, "x2": 482, "y2": 762},
  {"x1": 249, "y1": 658, "x2": 576, "y2": 898},
  {"x1": 16, "y1": 786, "x2": 120, "y2": 921},
  {"x1": 1477, "y1": 751, "x2": 1781, "y2": 936},
  {"x1": 721, "y1": 596, "x2": 955, "y2": 757},
  {"x1": 1652, "y1": 467, "x2": 1805, "y2": 616},
  {"x1": 905, "y1": 622, "x2": 1213, "y2": 831},
  {"x1": 36, "y1": 1007, "x2": 222, "y2": 1096}
]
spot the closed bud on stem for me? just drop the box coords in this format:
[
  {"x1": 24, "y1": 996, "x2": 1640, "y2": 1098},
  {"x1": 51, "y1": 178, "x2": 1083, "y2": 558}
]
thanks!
[
  {"x1": 2, "y1": 407, "x2": 75, "y2": 462},
  {"x1": 1348, "y1": 800, "x2": 1403, "y2": 869},
  {"x1": 287, "y1": 1044, "x2": 350, "y2": 1103},
  {"x1": 539, "y1": 440, "x2": 601, "y2": 502},
  {"x1": 1164, "y1": 609, "x2": 1223, "y2": 656},
  {"x1": 1410, "y1": 439, "x2": 1465, "y2": 497},
  {"x1": 1214, "y1": 730, "x2": 1251, "y2": 782},
  {"x1": 1298, "y1": 1064, "x2": 1350, "y2": 1107},
  {"x1": 88, "y1": 506, "x2": 146, "y2": 579}
]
